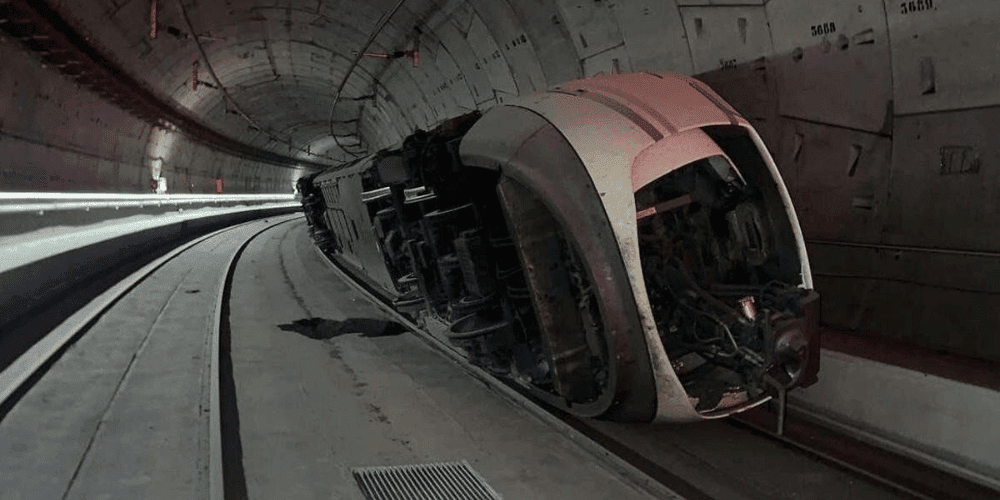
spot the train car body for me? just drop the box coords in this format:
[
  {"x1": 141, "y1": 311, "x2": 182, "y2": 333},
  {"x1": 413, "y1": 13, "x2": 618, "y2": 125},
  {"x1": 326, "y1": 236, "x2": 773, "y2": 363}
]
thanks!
[{"x1": 299, "y1": 72, "x2": 820, "y2": 423}]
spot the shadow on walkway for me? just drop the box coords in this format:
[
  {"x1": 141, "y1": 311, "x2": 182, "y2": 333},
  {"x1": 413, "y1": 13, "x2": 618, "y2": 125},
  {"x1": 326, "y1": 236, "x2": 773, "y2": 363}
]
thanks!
[{"x1": 277, "y1": 317, "x2": 407, "y2": 340}]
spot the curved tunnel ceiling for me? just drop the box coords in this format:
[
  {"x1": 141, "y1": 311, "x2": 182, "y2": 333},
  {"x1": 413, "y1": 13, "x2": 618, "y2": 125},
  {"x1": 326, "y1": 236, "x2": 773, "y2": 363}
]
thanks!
[
  {"x1": 2, "y1": 0, "x2": 723, "y2": 172},
  {"x1": 3, "y1": 0, "x2": 998, "y2": 198},
  {"x1": 51, "y1": 0, "x2": 459, "y2": 163}
]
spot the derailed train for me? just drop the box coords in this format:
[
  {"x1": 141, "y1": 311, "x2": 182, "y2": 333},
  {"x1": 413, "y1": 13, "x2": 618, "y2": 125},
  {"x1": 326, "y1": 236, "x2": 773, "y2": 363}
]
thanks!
[{"x1": 298, "y1": 72, "x2": 820, "y2": 423}]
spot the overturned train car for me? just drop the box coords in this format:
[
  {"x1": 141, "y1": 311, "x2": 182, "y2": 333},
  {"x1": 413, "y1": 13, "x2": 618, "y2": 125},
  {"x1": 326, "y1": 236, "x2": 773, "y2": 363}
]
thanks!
[{"x1": 298, "y1": 72, "x2": 820, "y2": 423}]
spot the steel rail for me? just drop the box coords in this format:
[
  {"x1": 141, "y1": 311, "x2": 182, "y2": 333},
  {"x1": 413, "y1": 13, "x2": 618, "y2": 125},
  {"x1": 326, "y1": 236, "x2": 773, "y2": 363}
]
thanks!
[{"x1": 729, "y1": 410, "x2": 937, "y2": 500}]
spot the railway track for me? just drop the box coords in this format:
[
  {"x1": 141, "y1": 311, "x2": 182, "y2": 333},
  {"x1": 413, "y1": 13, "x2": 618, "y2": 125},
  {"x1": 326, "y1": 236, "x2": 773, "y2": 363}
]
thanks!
[
  {"x1": 309, "y1": 228, "x2": 996, "y2": 500},
  {"x1": 0, "y1": 214, "x2": 300, "y2": 500}
]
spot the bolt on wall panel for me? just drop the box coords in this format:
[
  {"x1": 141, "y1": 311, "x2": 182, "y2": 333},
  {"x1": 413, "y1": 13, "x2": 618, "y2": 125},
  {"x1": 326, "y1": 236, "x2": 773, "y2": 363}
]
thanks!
[
  {"x1": 113, "y1": 160, "x2": 130, "y2": 192},
  {"x1": 678, "y1": 5, "x2": 774, "y2": 75},
  {"x1": 505, "y1": 0, "x2": 583, "y2": 87},
  {"x1": 553, "y1": 0, "x2": 625, "y2": 60},
  {"x1": 469, "y1": 0, "x2": 547, "y2": 94},
  {"x1": 33, "y1": 94, "x2": 63, "y2": 138},
  {"x1": 357, "y1": 116, "x2": 378, "y2": 152},
  {"x1": 767, "y1": 0, "x2": 893, "y2": 133},
  {"x1": 612, "y1": 0, "x2": 694, "y2": 75},
  {"x1": 581, "y1": 44, "x2": 631, "y2": 78},
  {"x1": 30, "y1": 146, "x2": 55, "y2": 190},
  {"x1": 886, "y1": 0, "x2": 1000, "y2": 115},
  {"x1": 884, "y1": 110, "x2": 1000, "y2": 252},
  {"x1": 384, "y1": 95, "x2": 415, "y2": 138},
  {"x1": 69, "y1": 151, "x2": 88, "y2": 189}
]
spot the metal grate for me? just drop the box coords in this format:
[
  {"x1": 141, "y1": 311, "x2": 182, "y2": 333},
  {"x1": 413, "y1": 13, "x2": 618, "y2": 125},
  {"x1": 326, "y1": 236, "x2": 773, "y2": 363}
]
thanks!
[{"x1": 352, "y1": 460, "x2": 503, "y2": 500}]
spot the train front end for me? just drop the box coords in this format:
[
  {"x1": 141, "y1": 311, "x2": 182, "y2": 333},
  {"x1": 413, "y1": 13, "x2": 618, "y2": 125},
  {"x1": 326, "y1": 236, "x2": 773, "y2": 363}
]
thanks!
[{"x1": 491, "y1": 72, "x2": 821, "y2": 422}]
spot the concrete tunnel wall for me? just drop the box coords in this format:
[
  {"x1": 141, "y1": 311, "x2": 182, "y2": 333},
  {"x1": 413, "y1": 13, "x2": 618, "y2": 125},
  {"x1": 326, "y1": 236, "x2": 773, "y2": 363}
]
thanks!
[
  {"x1": 2, "y1": 0, "x2": 1000, "y2": 362},
  {"x1": 0, "y1": 39, "x2": 296, "y2": 193}
]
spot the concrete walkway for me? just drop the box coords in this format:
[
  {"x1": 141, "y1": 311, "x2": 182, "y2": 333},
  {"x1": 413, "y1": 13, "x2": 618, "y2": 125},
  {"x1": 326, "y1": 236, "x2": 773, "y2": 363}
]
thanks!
[
  {"x1": 0, "y1": 218, "x2": 283, "y2": 499},
  {"x1": 229, "y1": 219, "x2": 658, "y2": 500}
]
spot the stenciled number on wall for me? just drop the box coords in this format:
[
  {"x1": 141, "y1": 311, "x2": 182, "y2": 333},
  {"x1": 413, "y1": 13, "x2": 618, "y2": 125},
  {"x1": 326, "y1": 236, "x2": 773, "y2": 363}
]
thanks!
[
  {"x1": 719, "y1": 58, "x2": 737, "y2": 69},
  {"x1": 901, "y1": 0, "x2": 933, "y2": 14},
  {"x1": 810, "y1": 22, "x2": 836, "y2": 37}
]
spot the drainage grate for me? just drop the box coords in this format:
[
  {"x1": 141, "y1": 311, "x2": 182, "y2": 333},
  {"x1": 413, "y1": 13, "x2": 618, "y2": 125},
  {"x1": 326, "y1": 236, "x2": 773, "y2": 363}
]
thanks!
[{"x1": 352, "y1": 460, "x2": 503, "y2": 500}]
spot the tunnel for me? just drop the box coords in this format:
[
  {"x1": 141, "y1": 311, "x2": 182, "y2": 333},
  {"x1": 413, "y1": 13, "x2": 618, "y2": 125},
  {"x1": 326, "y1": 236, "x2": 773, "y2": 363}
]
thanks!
[{"x1": 1, "y1": 0, "x2": 999, "y2": 498}]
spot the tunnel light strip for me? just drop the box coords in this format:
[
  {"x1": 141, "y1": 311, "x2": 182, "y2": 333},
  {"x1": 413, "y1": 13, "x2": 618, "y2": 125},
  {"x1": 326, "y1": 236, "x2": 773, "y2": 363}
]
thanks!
[
  {"x1": 0, "y1": 193, "x2": 294, "y2": 201},
  {"x1": 0, "y1": 193, "x2": 295, "y2": 213}
]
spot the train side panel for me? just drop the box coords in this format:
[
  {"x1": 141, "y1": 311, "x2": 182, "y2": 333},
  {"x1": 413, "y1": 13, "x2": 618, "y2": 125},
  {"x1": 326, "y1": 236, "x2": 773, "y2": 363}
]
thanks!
[
  {"x1": 315, "y1": 159, "x2": 399, "y2": 296},
  {"x1": 461, "y1": 105, "x2": 658, "y2": 421}
]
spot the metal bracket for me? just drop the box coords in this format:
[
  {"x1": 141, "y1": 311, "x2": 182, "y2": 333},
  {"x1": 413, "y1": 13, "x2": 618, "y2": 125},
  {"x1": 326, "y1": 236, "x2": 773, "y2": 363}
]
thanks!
[{"x1": 765, "y1": 374, "x2": 788, "y2": 437}]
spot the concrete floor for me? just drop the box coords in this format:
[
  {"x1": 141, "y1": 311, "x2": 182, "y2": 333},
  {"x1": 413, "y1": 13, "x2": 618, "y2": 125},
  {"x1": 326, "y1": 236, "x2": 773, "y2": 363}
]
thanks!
[
  {"x1": 0, "y1": 217, "x2": 937, "y2": 500},
  {"x1": 228, "y1": 219, "x2": 661, "y2": 500},
  {"x1": 0, "y1": 218, "x2": 283, "y2": 499},
  {"x1": 235, "y1": 220, "x2": 926, "y2": 500}
]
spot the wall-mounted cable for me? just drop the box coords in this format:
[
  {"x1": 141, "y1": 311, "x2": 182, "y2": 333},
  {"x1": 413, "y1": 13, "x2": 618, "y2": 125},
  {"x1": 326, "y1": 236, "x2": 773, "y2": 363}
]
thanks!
[{"x1": 328, "y1": 0, "x2": 408, "y2": 159}]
